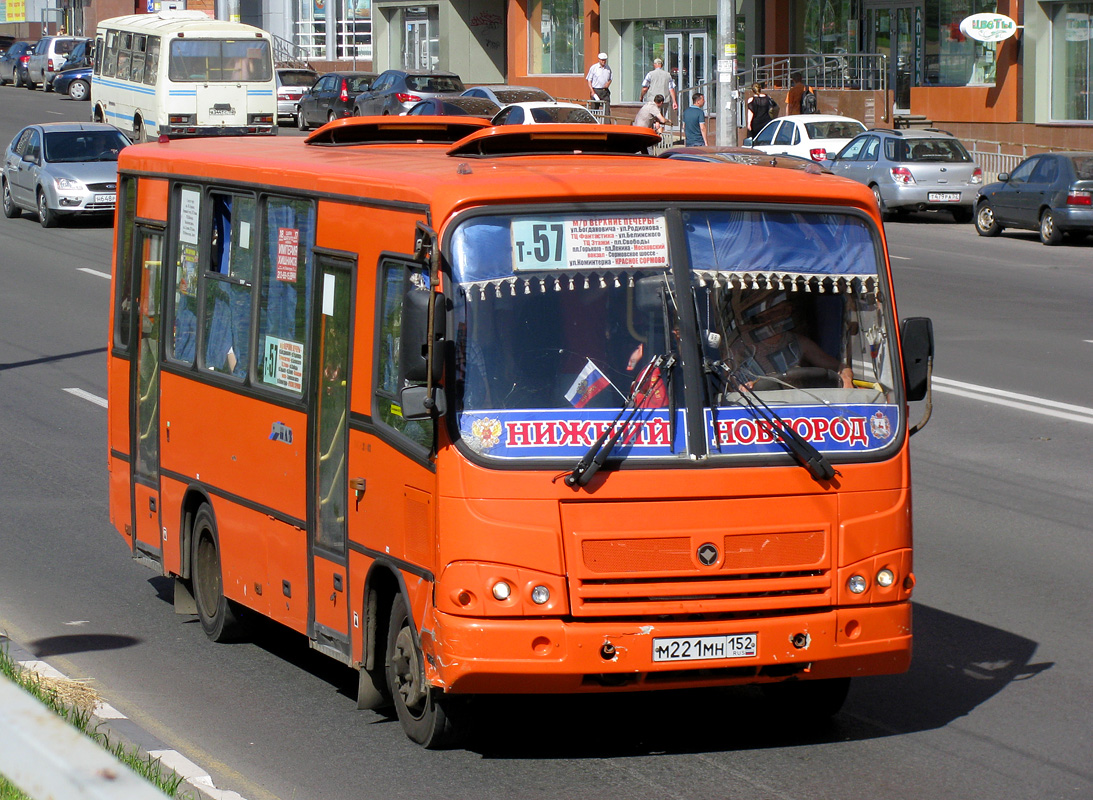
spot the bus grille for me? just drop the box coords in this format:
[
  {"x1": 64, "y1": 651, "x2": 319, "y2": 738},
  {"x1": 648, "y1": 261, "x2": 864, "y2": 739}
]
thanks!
[{"x1": 567, "y1": 530, "x2": 832, "y2": 617}]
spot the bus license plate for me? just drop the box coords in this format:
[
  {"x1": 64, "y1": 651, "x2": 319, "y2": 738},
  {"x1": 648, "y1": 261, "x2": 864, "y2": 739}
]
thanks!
[
  {"x1": 95, "y1": 193, "x2": 117, "y2": 204},
  {"x1": 928, "y1": 192, "x2": 960, "y2": 202},
  {"x1": 652, "y1": 633, "x2": 757, "y2": 662}
]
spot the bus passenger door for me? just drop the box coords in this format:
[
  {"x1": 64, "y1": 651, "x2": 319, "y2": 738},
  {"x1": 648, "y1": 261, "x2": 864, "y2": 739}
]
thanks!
[
  {"x1": 131, "y1": 228, "x2": 164, "y2": 560},
  {"x1": 309, "y1": 257, "x2": 354, "y2": 656}
]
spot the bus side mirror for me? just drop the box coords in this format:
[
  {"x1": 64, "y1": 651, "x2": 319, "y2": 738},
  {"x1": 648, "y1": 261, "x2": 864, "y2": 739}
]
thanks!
[
  {"x1": 901, "y1": 317, "x2": 933, "y2": 401},
  {"x1": 901, "y1": 316, "x2": 934, "y2": 435},
  {"x1": 399, "y1": 287, "x2": 445, "y2": 384}
]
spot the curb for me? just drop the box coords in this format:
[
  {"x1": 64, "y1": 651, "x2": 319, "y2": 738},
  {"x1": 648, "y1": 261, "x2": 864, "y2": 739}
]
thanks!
[{"x1": 2, "y1": 634, "x2": 248, "y2": 800}]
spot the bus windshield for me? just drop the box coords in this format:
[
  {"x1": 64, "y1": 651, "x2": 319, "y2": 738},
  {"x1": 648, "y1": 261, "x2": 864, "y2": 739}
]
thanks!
[
  {"x1": 168, "y1": 38, "x2": 272, "y2": 82},
  {"x1": 449, "y1": 208, "x2": 899, "y2": 463}
]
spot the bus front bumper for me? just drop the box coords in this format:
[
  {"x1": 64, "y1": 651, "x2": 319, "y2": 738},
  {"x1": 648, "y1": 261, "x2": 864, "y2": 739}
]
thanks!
[{"x1": 422, "y1": 603, "x2": 911, "y2": 694}]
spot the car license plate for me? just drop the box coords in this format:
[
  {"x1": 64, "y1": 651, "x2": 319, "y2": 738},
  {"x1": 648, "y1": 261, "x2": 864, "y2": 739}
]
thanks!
[
  {"x1": 652, "y1": 633, "x2": 757, "y2": 662},
  {"x1": 928, "y1": 192, "x2": 961, "y2": 202},
  {"x1": 95, "y1": 193, "x2": 117, "y2": 204}
]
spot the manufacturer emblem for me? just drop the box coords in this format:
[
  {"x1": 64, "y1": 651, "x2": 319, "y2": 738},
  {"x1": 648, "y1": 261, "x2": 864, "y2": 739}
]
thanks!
[{"x1": 697, "y1": 543, "x2": 719, "y2": 566}]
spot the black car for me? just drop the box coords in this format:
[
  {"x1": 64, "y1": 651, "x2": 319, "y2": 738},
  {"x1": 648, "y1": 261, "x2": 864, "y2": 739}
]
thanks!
[
  {"x1": 406, "y1": 96, "x2": 500, "y2": 119},
  {"x1": 974, "y1": 152, "x2": 1093, "y2": 245},
  {"x1": 297, "y1": 71, "x2": 378, "y2": 131},
  {"x1": 0, "y1": 41, "x2": 35, "y2": 87}
]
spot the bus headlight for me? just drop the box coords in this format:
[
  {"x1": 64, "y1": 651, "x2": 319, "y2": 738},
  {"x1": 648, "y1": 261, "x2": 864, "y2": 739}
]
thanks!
[
  {"x1": 531, "y1": 585, "x2": 550, "y2": 605},
  {"x1": 847, "y1": 574, "x2": 868, "y2": 594},
  {"x1": 876, "y1": 568, "x2": 895, "y2": 588},
  {"x1": 438, "y1": 562, "x2": 566, "y2": 617},
  {"x1": 491, "y1": 581, "x2": 512, "y2": 601}
]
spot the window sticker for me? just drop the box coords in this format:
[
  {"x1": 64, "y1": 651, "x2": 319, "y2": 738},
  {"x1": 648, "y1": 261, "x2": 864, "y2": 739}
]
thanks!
[
  {"x1": 178, "y1": 244, "x2": 198, "y2": 297},
  {"x1": 510, "y1": 215, "x2": 669, "y2": 271},
  {"x1": 322, "y1": 272, "x2": 336, "y2": 316},
  {"x1": 263, "y1": 335, "x2": 304, "y2": 392},
  {"x1": 276, "y1": 227, "x2": 300, "y2": 282},
  {"x1": 179, "y1": 188, "x2": 200, "y2": 245}
]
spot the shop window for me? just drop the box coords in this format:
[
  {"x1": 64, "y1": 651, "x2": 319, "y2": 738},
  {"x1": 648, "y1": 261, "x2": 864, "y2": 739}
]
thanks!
[
  {"x1": 528, "y1": 0, "x2": 583, "y2": 74},
  {"x1": 925, "y1": 0, "x2": 998, "y2": 86},
  {"x1": 1050, "y1": 2, "x2": 1093, "y2": 120}
]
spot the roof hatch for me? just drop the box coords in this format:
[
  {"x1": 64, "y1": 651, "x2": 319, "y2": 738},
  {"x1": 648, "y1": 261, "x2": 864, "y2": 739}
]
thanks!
[
  {"x1": 446, "y1": 124, "x2": 661, "y2": 157},
  {"x1": 305, "y1": 116, "x2": 491, "y2": 146}
]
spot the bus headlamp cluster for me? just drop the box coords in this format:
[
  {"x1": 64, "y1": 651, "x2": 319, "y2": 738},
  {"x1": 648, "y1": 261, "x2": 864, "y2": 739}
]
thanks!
[
  {"x1": 441, "y1": 563, "x2": 564, "y2": 617},
  {"x1": 491, "y1": 581, "x2": 550, "y2": 605},
  {"x1": 847, "y1": 568, "x2": 899, "y2": 595}
]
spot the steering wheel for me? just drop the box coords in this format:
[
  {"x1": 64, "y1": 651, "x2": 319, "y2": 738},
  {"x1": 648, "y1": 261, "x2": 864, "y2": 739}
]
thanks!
[{"x1": 751, "y1": 366, "x2": 840, "y2": 392}]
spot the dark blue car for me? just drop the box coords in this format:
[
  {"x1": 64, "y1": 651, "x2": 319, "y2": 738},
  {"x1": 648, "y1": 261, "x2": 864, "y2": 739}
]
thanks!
[{"x1": 52, "y1": 65, "x2": 91, "y2": 101}]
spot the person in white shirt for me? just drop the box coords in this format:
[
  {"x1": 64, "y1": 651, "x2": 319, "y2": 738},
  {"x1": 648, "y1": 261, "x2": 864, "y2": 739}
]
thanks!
[
  {"x1": 639, "y1": 58, "x2": 677, "y2": 114},
  {"x1": 586, "y1": 52, "x2": 613, "y2": 116}
]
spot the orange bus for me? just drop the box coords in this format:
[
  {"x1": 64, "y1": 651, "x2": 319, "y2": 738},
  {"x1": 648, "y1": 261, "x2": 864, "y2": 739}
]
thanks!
[{"x1": 107, "y1": 118, "x2": 934, "y2": 747}]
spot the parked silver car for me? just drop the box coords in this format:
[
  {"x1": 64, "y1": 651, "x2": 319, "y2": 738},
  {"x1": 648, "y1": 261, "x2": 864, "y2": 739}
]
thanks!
[
  {"x1": 3, "y1": 123, "x2": 129, "y2": 227},
  {"x1": 352, "y1": 69, "x2": 465, "y2": 116},
  {"x1": 25, "y1": 36, "x2": 84, "y2": 91},
  {"x1": 828, "y1": 128, "x2": 982, "y2": 222}
]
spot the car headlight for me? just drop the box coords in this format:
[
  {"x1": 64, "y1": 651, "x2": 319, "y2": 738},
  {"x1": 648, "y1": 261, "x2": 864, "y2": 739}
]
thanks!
[{"x1": 55, "y1": 177, "x2": 86, "y2": 192}]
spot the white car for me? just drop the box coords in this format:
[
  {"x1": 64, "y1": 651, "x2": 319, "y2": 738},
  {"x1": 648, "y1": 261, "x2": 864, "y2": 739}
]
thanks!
[
  {"x1": 491, "y1": 101, "x2": 599, "y2": 126},
  {"x1": 745, "y1": 114, "x2": 866, "y2": 162}
]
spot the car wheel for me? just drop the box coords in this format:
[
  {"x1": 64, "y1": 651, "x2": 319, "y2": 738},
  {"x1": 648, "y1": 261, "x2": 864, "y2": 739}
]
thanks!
[
  {"x1": 37, "y1": 188, "x2": 58, "y2": 228},
  {"x1": 1039, "y1": 209, "x2": 1063, "y2": 246},
  {"x1": 44, "y1": 77, "x2": 53, "y2": 93},
  {"x1": 974, "y1": 200, "x2": 1002, "y2": 237},
  {"x1": 951, "y1": 206, "x2": 973, "y2": 224},
  {"x1": 870, "y1": 185, "x2": 890, "y2": 221},
  {"x1": 68, "y1": 79, "x2": 89, "y2": 101},
  {"x1": 3, "y1": 180, "x2": 21, "y2": 219},
  {"x1": 328, "y1": 110, "x2": 338, "y2": 124},
  {"x1": 296, "y1": 108, "x2": 309, "y2": 131},
  {"x1": 25, "y1": 75, "x2": 36, "y2": 90}
]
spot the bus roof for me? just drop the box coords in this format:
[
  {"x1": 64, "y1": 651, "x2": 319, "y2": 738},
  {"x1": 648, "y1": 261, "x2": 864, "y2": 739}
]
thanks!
[
  {"x1": 118, "y1": 125, "x2": 882, "y2": 229},
  {"x1": 96, "y1": 12, "x2": 269, "y2": 36}
]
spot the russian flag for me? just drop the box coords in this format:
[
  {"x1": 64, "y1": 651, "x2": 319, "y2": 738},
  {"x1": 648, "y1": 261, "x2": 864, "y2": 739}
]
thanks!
[{"x1": 565, "y1": 359, "x2": 611, "y2": 408}]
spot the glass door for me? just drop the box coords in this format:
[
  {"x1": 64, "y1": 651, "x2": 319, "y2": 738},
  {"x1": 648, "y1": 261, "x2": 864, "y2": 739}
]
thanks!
[
  {"x1": 688, "y1": 32, "x2": 708, "y2": 96},
  {"x1": 310, "y1": 258, "x2": 353, "y2": 649},
  {"x1": 401, "y1": 7, "x2": 439, "y2": 70},
  {"x1": 865, "y1": 3, "x2": 922, "y2": 112},
  {"x1": 664, "y1": 33, "x2": 683, "y2": 96},
  {"x1": 132, "y1": 229, "x2": 164, "y2": 558}
]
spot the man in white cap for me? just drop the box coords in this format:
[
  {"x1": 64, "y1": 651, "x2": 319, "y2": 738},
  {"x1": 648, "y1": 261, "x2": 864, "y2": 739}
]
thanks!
[{"x1": 586, "y1": 52, "x2": 612, "y2": 117}]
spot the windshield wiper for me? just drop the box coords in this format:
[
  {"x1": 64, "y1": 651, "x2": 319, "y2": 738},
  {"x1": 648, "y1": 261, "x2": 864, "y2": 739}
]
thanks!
[
  {"x1": 708, "y1": 360, "x2": 836, "y2": 482},
  {"x1": 565, "y1": 356, "x2": 667, "y2": 488}
]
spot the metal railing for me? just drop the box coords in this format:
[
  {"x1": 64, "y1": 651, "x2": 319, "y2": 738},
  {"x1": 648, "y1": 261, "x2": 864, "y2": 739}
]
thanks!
[
  {"x1": 751, "y1": 53, "x2": 888, "y2": 93},
  {"x1": 272, "y1": 33, "x2": 311, "y2": 67},
  {"x1": 970, "y1": 147, "x2": 1025, "y2": 184}
]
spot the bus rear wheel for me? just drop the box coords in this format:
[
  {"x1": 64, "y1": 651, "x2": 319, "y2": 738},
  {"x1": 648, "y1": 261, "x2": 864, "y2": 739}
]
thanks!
[
  {"x1": 386, "y1": 594, "x2": 463, "y2": 748},
  {"x1": 191, "y1": 503, "x2": 246, "y2": 642}
]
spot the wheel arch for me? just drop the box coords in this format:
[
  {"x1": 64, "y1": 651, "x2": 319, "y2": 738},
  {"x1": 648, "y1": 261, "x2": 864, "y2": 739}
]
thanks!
[{"x1": 177, "y1": 486, "x2": 215, "y2": 581}]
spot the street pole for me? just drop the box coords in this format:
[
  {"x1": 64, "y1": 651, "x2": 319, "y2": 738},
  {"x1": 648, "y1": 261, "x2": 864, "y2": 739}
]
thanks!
[{"x1": 716, "y1": 0, "x2": 737, "y2": 146}]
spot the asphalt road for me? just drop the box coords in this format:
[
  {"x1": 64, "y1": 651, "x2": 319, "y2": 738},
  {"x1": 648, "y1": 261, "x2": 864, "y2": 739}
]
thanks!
[{"x1": 1, "y1": 85, "x2": 1091, "y2": 800}]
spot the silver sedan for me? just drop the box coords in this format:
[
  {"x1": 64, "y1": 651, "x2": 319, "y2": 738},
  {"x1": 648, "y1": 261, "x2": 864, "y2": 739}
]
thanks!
[{"x1": 3, "y1": 122, "x2": 129, "y2": 228}]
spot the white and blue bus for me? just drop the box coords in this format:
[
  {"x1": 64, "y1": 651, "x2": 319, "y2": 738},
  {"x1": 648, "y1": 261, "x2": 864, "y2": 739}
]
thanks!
[{"x1": 92, "y1": 11, "x2": 277, "y2": 142}]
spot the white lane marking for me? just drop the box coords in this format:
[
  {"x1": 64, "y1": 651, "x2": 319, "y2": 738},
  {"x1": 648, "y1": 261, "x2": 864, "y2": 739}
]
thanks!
[
  {"x1": 933, "y1": 376, "x2": 1093, "y2": 426},
  {"x1": 63, "y1": 387, "x2": 107, "y2": 408},
  {"x1": 78, "y1": 267, "x2": 111, "y2": 279},
  {"x1": 890, "y1": 255, "x2": 911, "y2": 260}
]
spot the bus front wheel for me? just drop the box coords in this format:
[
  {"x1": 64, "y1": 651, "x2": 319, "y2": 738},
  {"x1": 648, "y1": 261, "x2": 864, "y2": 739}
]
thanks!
[
  {"x1": 191, "y1": 503, "x2": 246, "y2": 642},
  {"x1": 385, "y1": 594, "x2": 463, "y2": 748}
]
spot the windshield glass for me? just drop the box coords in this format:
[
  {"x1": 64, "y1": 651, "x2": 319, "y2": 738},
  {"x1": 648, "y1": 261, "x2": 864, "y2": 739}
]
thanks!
[
  {"x1": 449, "y1": 208, "x2": 898, "y2": 464},
  {"x1": 685, "y1": 209, "x2": 898, "y2": 458},
  {"x1": 168, "y1": 38, "x2": 272, "y2": 82},
  {"x1": 44, "y1": 129, "x2": 129, "y2": 162}
]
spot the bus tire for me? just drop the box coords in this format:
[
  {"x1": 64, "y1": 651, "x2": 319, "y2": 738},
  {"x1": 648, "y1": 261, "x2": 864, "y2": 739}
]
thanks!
[
  {"x1": 761, "y1": 676, "x2": 851, "y2": 722},
  {"x1": 93, "y1": 105, "x2": 105, "y2": 123},
  {"x1": 386, "y1": 594, "x2": 463, "y2": 748},
  {"x1": 191, "y1": 503, "x2": 246, "y2": 642}
]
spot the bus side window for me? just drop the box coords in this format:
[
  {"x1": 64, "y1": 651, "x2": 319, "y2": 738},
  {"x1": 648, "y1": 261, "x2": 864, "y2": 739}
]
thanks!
[
  {"x1": 116, "y1": 48, "x2": 131, "y2": 82},
  {"x1": 257, "y1": 197, "x2": 315, "y2": 394},
  {"x1": 376, "y1": 260, "x2": 433, "y2": 450},
  {"x1": 202, "y1": 192, "x2": 256, "y2": 379},
  {"x1": 168, "y1": 184, "x2": 201, "y2": 366},
  {"x1": 114, "y1": 178, "x2": 138, "y2": 351},
  {"x1": 94, "y1": 37, "x2": 103, "y2": 76},
  {"x1": 130, "y1": 35, "x2": 146, "y2": 84},
  {"x1": 144, "y1": 37, "x2": 159, "y2": 85},
  {"x1": 103, "y1": 31, "x2": 118, "y2": 78}
]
